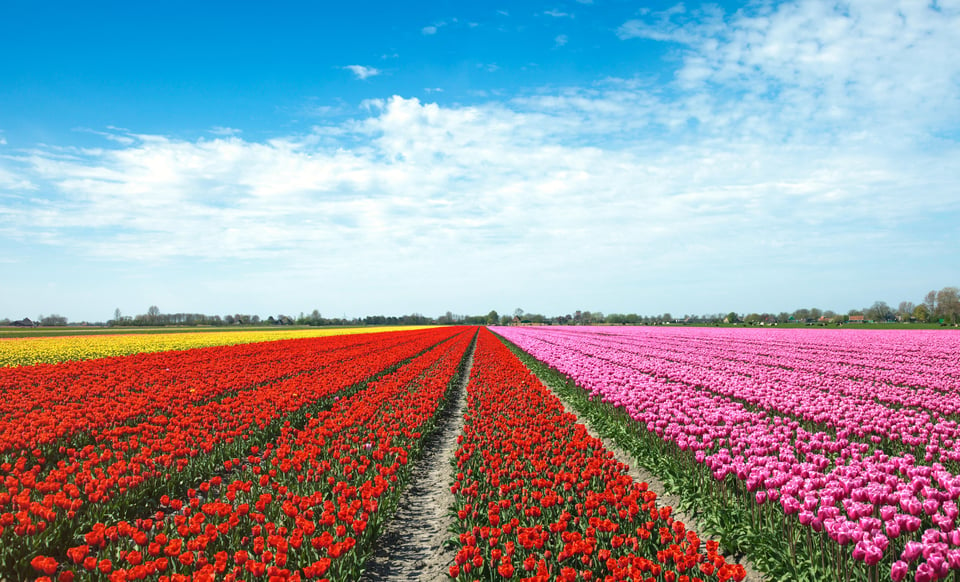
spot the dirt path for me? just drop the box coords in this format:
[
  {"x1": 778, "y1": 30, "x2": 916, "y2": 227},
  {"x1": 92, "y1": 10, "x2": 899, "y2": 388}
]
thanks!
[
  {"x1": 359, "y1": 337, "x2": 475, "y2": 582},
  {"x1": 543, "y1": 381, "x2": 764, "y2": 582}
]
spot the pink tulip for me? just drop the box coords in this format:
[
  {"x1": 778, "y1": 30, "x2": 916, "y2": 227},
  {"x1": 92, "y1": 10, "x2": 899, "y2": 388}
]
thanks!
[
  {"x1": 903, "y1": 541, "x2": 924, "y2": 562},
  {"x1": 891, "y1": 560, "x2": 909, "y2": 581},
  {"x1": 914, "y1": 562, "x2": 935, "y2": 582}
]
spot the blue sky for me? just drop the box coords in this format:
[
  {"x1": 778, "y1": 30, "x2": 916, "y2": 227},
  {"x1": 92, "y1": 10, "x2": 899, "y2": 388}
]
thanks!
[{"x1": 1, "y1": 0, "x2": 958, "y2": 322}]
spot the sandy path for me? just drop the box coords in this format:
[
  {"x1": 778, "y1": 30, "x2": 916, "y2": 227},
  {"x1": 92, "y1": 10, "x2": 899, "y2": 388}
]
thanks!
[{"x1": 359, "y1": 337, "x2": 475, "y2": 582}]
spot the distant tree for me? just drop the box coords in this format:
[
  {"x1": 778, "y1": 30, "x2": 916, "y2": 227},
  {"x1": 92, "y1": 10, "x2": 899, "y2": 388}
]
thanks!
[
  {"x1": 528, "y1": 313, "x2": 546, "y2": 324},
  {"x1": 743, "y1": 313, "x2": 761, "y2": 325},
  {"x1": 913, "y1": 304, "x2": 930, "y2": 322},
  {"x1": 606, "y1": 313, "x2": 626, "y2": 325},
  {"x1": 924, "y1": 290, "x2": 937, "y2": 316},
  {"x1": 113, "y1": 308, "x2": 122, "y2": 324},
  {"x1": 40, "y1": 314, "x2": 68, "y2": 326},
  {"x1": 437, "y1": 311, "x2": 456, "y2": 325},
  {"x1": 513, "y1": 308, "x2": 525, "y2": 318},
  {"x1": 486, "y1": 310, "x2": 499, "y2": 325},
  {"x1": 726, "y1": 312, "x2": 738, "y2": 324},
  {"x1": 936, "y1": 287, "x2": 960, "y2": 323},
  {"x1": 499, "y1": 314, "x2": 512, "y2": 326},
  {"x1": 147, "y1": 305, "x2": 160, "y2": 323},
  {"x1": 867, "y1": 301, "x2": 894, "y2": 322},
  {"x1": 898, "y1": 301, "x2": 916, "y2": 320},
  {"x1": 251, "y1": 315, "x2": 261, "y2": 324}
]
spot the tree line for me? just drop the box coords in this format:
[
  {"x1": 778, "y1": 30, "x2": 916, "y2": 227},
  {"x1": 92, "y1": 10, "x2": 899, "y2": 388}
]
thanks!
[
  {"x1": 3, "y1": 286, "x2": 958, "y2": 328},
  {"x1": 500, "y1": 286, "x2": 960, "y2": 327}
]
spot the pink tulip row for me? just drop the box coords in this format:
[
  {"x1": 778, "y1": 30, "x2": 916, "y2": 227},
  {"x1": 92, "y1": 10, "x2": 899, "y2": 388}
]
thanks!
[
  {"x1": 495, "y1": 326, "x2": 960, "y2": 581},
  {"x1": 505, "y1": 327, "x2": 960, "y2": 465},
  {"x1": 506, "y1": 328, "x2": 960, "y2": 469}
]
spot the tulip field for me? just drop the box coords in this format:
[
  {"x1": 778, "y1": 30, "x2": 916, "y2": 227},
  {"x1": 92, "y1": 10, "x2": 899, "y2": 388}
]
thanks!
[
  {"x1": 0, "y1": 327, "x2": 428, "y2": 368},
  {"x1": 1, "y1": 326, "x2": 750, "y2": 582},
  {"x1": 7, "y1": 324, "x2": 953, "y2": 582},
  {"x1": 450, "y1": 330, "x2": 746, "y2": 582},
  {"x1": 495, "y1": 326, "x2": 960, "y2": 582}
]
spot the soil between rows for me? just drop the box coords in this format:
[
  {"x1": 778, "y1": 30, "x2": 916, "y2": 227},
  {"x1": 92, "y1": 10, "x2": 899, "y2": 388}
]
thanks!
[{"x1": 359, "y1": 338, "x2": 476, "y2": 581}]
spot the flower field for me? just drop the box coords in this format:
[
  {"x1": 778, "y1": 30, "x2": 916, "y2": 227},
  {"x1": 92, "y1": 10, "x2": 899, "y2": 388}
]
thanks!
[
  {"x1": 0, "y1": 327, "x2": 429, "y2": 368},
  {"x1": 450, "y1": 329, "x2": 746, "y2": 582},
  {"x1": 495, "y1": 326, "x2": 960, "y2": 582},
  {"x1": 0, "y1": 325, "x2": 750, "y2": 582},
  {"x1": 10, "y1": 323, "x2": 951, "y2": 581},
  {"x1": 1, "y1": 327, "x2": 469, "y2": 580}
]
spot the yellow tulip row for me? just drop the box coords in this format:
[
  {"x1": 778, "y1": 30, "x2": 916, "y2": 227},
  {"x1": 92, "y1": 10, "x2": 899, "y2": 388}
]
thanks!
[{"x1": 0, "y1": 326, "x2": 432, "y2": 367}]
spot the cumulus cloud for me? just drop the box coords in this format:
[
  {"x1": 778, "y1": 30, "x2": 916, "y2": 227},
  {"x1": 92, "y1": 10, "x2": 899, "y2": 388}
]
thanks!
[
  {"x1": 342, "y1": 65, "x2": 381, "y2": 80},
  {"x1": 209, "y1": 126, "x2": 242, "y2": 136},
  {"x1": 422, "y1": 19, "x2": 456, "y2": 35}
]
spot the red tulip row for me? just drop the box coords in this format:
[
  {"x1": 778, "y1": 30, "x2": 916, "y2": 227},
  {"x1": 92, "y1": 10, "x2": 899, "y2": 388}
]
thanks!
[
  {"x1": 0, "y1": 330, "x2": 434, "y2": 456},
  {"x1": 1, "y1": 327, "x2": 467, "y2": 579},
  {"x1": 28, "y1": 326, "x2": 475, "y2": 582},
  {"x1": 449, "y1": 329, "x2": 746, "y2": 582}
]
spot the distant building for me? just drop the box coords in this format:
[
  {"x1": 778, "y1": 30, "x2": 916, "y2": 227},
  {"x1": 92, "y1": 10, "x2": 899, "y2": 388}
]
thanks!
[
  {"x1": 848, "y1": 315, "x2": 865, "y2": 323},
  {"x1": 10, "y1": 318, "x2": 37, "y2": 327}
]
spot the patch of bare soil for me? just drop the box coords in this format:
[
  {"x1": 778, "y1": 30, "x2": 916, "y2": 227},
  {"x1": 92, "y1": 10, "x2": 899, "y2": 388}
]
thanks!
[{"x1": 359, "y1": 340, "x2": 475, "y2": 582}]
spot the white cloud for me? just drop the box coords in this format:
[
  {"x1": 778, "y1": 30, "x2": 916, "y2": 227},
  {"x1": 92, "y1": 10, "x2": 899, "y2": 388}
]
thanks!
[
  {"x1": 342, "y1": 65, "x2": 381, "y2": 80},
  {"x1": 72, "y1": 127, "x2": 136, "y2": 145},
  {"x1": 555, "y1": 34, "x2": 568, "y2": 47},
  {"x1": 618, "y1": 0, "x2": 960, "y2": 137},
  {"x1": 422, "y1": 19, "x2": 456, "y2": 35},
  {"x1": 0, "y1": 165, "x2": 33, "y2": 191},
  {"x1": 544, "y1": 9, "x2": 573, "y2": 18},
  {"x1": 5, "y1": 88, "x2": 956, "y2": 274},
  {"x1": 209, "y1": 126, "x2": 242, "y2": 136}
]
